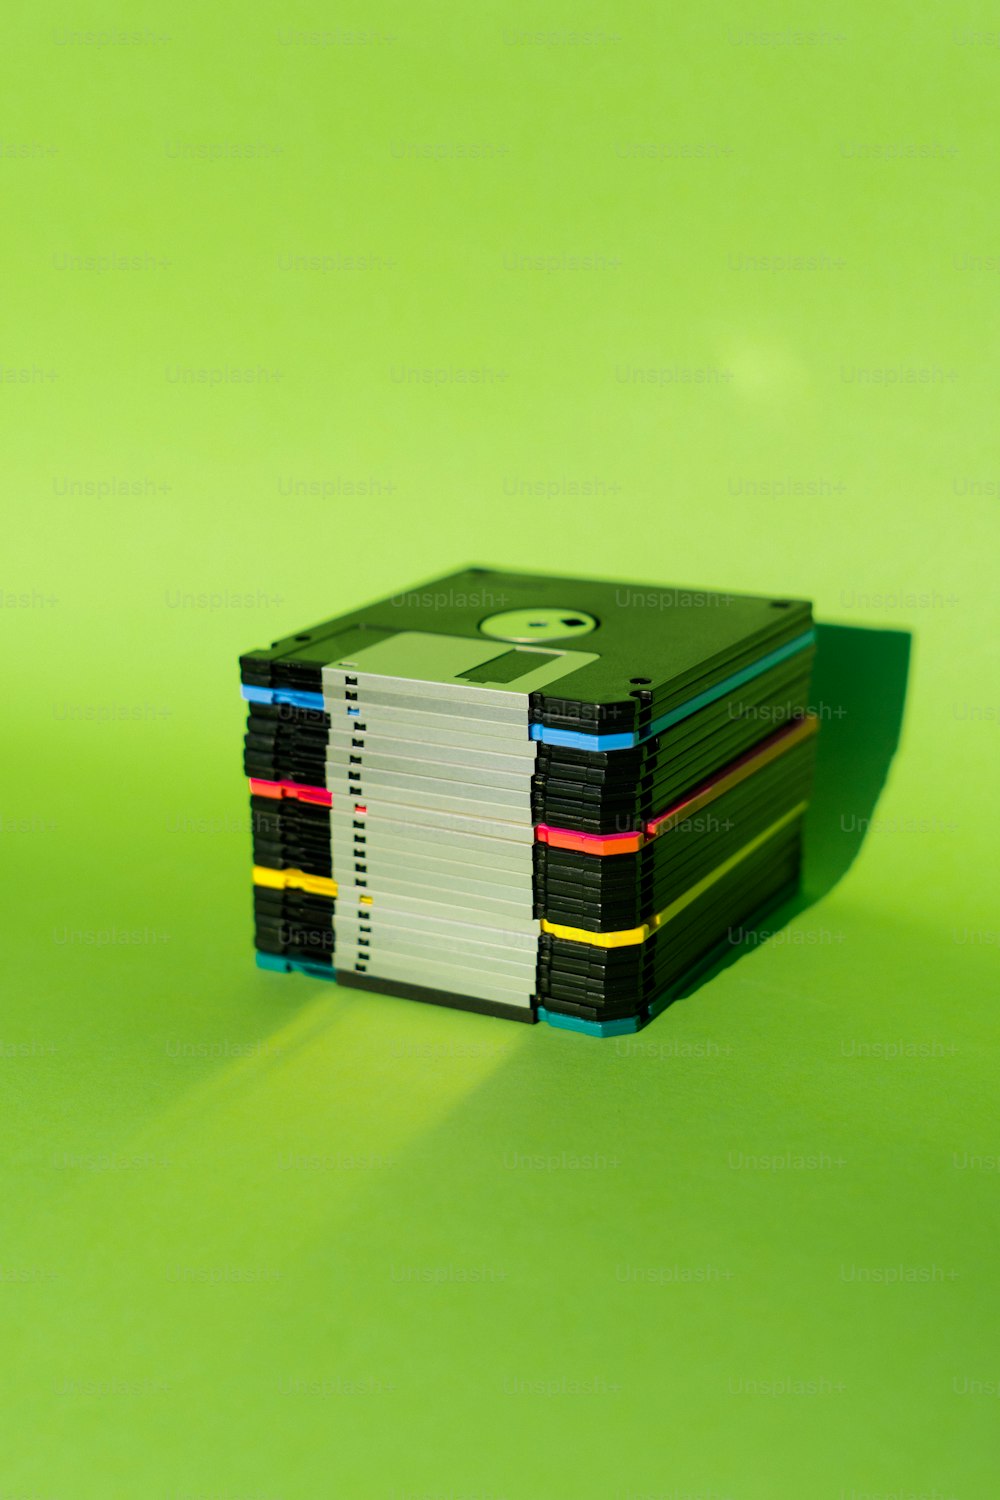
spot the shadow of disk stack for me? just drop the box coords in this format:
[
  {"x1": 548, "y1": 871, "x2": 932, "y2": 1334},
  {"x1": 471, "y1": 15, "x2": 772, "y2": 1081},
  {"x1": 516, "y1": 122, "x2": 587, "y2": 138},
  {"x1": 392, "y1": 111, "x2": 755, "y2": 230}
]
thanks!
[{"x1": 239, "y1": 569, "x2": 818, "y2": 1036}]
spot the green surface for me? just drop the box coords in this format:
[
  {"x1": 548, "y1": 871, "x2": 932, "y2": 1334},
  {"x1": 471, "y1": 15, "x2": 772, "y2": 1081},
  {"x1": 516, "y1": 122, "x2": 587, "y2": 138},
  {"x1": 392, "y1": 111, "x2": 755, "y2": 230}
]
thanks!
[{"x1": 3, "y1": 2, "x2": 998, "y2": 1495}]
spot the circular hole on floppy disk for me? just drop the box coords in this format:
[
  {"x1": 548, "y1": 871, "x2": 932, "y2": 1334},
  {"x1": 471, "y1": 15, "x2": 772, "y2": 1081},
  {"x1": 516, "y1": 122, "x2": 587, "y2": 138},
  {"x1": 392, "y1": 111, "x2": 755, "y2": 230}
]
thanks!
[
  {"x1": 478, "y1": 607, "x2": 598, "y2": 643},
  {"x1": 630, "y1": 676, "x2": 652, "y2": 685}
]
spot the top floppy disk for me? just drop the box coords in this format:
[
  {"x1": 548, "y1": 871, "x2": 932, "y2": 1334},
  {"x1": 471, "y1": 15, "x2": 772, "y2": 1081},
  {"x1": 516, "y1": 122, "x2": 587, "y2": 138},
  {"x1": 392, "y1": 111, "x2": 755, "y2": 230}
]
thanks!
[{"x1": 241, "y1": 568, "x2": 814, "y2": 751}]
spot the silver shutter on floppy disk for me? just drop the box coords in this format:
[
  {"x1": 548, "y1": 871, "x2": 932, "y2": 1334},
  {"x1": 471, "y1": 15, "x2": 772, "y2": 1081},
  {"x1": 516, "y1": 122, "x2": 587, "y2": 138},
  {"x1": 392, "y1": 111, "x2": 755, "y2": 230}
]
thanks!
[{"x1": 321, "y1": 632, "x2": 598, "y2": 1009}]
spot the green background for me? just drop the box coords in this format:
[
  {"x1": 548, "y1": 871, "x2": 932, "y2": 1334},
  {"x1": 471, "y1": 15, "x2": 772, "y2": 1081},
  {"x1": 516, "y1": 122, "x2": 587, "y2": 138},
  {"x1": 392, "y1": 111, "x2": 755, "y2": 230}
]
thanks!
[{"x1": 3, "y1": 2, "x2": 998, "y2": 1496}]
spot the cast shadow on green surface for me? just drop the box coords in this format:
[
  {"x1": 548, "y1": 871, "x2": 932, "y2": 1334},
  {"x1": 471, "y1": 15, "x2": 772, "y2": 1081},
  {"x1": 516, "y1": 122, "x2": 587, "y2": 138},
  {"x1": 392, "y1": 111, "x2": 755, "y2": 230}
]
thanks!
[{"x1": 673, "y1": 620, "x2": 912, "y2": 1000}]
